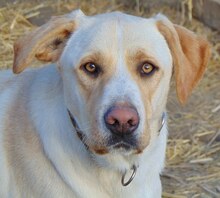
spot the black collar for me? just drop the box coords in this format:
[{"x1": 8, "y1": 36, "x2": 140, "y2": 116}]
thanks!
[{"x1": 67, "y1": 110, "x2": 89, "y2": 150}]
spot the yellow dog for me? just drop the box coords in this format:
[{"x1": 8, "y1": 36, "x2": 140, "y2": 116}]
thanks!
[{"x1": 0, "y1": 10, "x2": 210, "y2": 198}]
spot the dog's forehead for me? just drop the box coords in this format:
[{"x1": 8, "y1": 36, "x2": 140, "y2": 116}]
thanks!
[
  {"x1": 84, "y1": 12, "x2": 164, "y2": 49},
  {"x1": 91, "y1": 11, "x2": 147, "y2": 24},
  {"x1": 63, "y1": 12, "x2": 171, "y2": 68},
  {"x1": 90, "y1": 12, "x2": 157, "y2": 43}
]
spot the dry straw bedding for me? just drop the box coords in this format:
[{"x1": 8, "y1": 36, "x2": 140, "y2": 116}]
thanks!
[{"x1": 0, "y1": 0, "x2": 219, "y2": 197}]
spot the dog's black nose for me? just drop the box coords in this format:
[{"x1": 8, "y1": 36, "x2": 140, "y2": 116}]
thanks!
[{"x1": 104, "y1": 105, "x2": 139, "y2": 136}]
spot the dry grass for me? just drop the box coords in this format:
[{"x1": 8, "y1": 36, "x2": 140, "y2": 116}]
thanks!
[{"x1": 0, "y1": 0, "x2": 219, "y2": 197}]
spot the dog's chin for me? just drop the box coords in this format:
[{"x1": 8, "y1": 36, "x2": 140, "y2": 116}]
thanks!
[
  {"x1": 92, "y1": 149, "x2": 139, "y2": 172},
  {"x1": 86, "y1": 133, "x2": 142, "y2": 170},
  {"x1": 90, "y1": 142, "x2": 140, "y2": 172},
  {"x1": 90, "y1": 141, "x2": 137, "y2": 158},
  {"x1": 109, "y1": 142, "x2": 136, "y2": 155}
]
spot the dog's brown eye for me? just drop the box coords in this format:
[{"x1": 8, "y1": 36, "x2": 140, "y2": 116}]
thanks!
[
  {"x1": 141, "y1": 63, "x2": 156, "y2": 75},
  {"x1": 82, "y1": 62, "x2": 101, "y2": 77},
  {"x1": 84, "y1": 63, "x2": 97, "y2": 73}
]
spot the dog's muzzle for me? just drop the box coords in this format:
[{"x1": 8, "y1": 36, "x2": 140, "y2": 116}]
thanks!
[
  {"x1": 67, "y1": 109, "x2": 166, "y2": 151},
  {"x1": 104, "y1": 104, "x2": 139, "y2": 149},
  {"x1": 67, "y1": 109, "x2": 166, "y2": 186}
]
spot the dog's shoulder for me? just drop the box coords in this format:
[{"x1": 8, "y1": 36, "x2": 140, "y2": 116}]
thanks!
[{"x1": 0, "y1": 64, "x2": 68, "y2": 197}]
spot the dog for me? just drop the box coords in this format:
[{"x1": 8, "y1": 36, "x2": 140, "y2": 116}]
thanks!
[{"x1": 0, "y1": 10, "x2": 210, "y2": 198}]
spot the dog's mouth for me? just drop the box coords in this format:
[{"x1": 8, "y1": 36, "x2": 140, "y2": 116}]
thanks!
[
  {"x1": 111, "y1": 142, "x2": 133, "y2": 150},
  {"x1": 107, "y1": 134, "x2": 137, "y2": 151}
]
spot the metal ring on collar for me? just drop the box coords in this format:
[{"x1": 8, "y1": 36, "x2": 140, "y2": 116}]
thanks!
[
  {"x1": 121, "y1": 165, "x2": 137, "y2": 186},
  {"x1": 158, "y1": 112, "x2": 166, "y2": 133}
]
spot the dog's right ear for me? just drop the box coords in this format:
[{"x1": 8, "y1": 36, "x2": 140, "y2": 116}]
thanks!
[{"x1": 13, "y1": 9, "x2": 84, "y2": 74}]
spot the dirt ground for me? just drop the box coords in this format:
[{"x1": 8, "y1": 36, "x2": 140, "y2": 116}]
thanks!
[{"x1": 0, "y1": 0, "x2": 219, "y2": 197}]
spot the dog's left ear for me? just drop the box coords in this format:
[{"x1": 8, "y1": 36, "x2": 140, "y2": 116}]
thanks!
[
  {"x1": 13, "y1": 9, "x2": 84, "y2": 74},
  {"x1": 156, "y1": 15, "x2": 211, "y2": 104}
]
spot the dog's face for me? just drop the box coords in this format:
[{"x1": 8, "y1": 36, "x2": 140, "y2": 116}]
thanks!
[
  {"x1": 13, "y1": 10, "x2": 210, "y2": 169},
  {"x1": 60, "y1": 12, "x2": 172, "y2": 157}
]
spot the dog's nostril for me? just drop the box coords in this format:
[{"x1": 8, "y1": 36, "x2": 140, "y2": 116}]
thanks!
[
  {"x1": 104, "y1": 105, "x2": 139, "y2": 135},
  {"x1": 108, "y1": 117, "x2": 119, "y2": 126},
  {"x1": 128, "y1": 119, "x2": 137, "y2": 126}
]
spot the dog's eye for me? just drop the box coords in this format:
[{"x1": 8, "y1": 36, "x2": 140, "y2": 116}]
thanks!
[
  {"x1": 84, "y1": 63, "x2": 96, "y2": 72},
  {"x1": 82, "y1": 62, "x2": 100, "y2": 77},
  {"x1": 141, "y1": 62, "x2": 157, "y2": 76}
]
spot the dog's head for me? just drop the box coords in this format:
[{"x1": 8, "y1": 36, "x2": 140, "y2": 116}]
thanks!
[{"x1": 13, "y1": 10, "x2": 210, "y2": 170}]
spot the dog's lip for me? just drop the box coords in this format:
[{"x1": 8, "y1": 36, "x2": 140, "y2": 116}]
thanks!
[
  {"x1": 108, "y1": 136, "x2": 137, "y2": 150},
  {"x1": 111, "y1": 142, "x2": 134, "y2": 150},
  {"x1": 108, "y1": 134, "x2": 137, "y2": 148}
]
